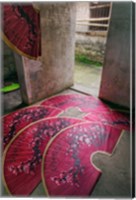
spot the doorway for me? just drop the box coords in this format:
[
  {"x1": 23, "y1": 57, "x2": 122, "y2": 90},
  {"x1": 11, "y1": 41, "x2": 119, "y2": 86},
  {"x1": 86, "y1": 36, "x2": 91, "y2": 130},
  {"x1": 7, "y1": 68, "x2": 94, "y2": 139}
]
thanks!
[{"x1": 72, "y1": 2, "x2": 112, "y2": 97}]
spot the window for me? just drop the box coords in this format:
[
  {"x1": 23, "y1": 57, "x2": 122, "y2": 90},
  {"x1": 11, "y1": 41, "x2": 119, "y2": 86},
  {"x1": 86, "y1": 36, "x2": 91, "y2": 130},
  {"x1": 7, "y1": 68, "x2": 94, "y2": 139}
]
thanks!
[{"x1": 89, "y1": 2, "x2": 112, "y2": 31}]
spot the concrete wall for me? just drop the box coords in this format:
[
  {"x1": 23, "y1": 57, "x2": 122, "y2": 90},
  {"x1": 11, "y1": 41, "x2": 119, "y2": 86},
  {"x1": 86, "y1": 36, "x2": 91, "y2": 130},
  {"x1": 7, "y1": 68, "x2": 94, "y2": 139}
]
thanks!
[
  {"x1": 14, "y1": 3, "x2": 76, "y2": 104},
  {"x1": 99, "y1": 2, "x2": 132, "y2": 108},
  {"x1": 76, "y1": 2, "x2": 90, "y2": 32}
]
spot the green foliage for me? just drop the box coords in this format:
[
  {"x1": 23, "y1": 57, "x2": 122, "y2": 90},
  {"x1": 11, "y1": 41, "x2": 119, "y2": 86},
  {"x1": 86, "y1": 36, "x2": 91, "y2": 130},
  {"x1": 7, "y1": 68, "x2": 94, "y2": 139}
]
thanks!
[{"x1": 75, "y1": 54, "x2": 102, "y2": 67}]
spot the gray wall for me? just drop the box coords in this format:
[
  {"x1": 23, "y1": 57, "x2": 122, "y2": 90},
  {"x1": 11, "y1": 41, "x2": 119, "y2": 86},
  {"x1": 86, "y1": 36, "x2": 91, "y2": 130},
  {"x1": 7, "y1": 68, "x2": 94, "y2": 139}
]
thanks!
[
  {"x1": 76, "y1": 2, "x2": 90, "y2": 32},
  {"x1": 99, "y1": 2, "x2": 132, "y2": 108}
]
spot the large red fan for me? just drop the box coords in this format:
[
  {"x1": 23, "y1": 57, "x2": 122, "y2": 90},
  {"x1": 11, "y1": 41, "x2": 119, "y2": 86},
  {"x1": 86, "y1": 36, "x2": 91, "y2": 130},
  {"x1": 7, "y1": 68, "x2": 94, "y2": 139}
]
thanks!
[
  {"x1": 3, "y1": 117, "x2": 83, "y2": 196},
  {"x1": 2, "y1": 4, "x2": 41, "y2": 59},
  {"x1": 41, "y1": 93, "x2": 111, "y2": 113},
  {"x1": 3, "y1": 105, "x2": 62, "y2": 149},
  {"x1": 84, "y1": 111, "x2": 130, "y2": 131},
  {"x1": 42, "y1": 122, "x2": 122, "y2": 196}
]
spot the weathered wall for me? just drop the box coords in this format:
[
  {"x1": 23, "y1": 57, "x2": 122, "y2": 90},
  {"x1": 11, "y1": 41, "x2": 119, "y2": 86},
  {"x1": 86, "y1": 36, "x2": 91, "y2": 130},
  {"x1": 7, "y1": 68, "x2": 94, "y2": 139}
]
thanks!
[
  {"x1": 99, "y1": 2, "x2": 132, "y2": 108},
  {"x1": 14, "y1": 3, "x2": 76, "y2": 104},
  {"x1": 75, "y1": 34, "x2": 106, "y2": 63},
  {"x1": 3, "y1": 41, "x2": 17, "y2": 81},
  {"x1": 76, "y1": 2, "x2": 90, "y2": 32}
]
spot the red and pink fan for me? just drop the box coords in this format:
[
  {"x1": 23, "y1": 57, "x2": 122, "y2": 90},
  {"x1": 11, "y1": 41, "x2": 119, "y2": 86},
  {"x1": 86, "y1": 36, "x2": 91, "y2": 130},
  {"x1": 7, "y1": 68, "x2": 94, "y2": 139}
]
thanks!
[
  {"x1": 3, "y1": 117, "x2": 83, "y2": 196},
  {"x1": 42, "y1": 122, "x2": 123, "y2": 196},
  {"x1": 2, "y1": 3, "x2": 41, "y2": 59},
  {"x1": 3, "y1": 105, "x2": 62, "y2": 149},
  {"x1": 84, "y1": 110, "x2": 130, "y2": 131},
  {"x1": 41, "y1": 93, "x2": 111, "y2": 113}
]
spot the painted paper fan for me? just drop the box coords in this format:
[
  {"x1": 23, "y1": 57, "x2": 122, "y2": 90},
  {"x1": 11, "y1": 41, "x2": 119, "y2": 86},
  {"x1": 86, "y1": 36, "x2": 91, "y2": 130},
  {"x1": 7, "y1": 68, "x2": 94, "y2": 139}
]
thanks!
[
  {"x1": 42, "y1": 122, "x2": 122, "y2": 196},
  {"x1": 84, "y1": 111, "x2": 130, "y2": 131},
  {"x1": 41, "y1": 93, "x2": 111, "y2": 113},
  {"x1": 3, "y1": 117, "x2": 83, "y2": 196},
  {"x1": 3, "y1": 105, "x2": 62, "y2": 149},
  {"x1": 2, "y1": 4, "x2": 41, "y2": 59}
]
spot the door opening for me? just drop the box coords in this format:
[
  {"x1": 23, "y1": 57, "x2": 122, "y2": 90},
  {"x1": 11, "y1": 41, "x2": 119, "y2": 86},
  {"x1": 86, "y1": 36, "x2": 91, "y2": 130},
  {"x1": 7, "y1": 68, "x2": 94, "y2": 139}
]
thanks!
[{"x1": 72, "y1": 2, "x2": 112, "y2": 97}]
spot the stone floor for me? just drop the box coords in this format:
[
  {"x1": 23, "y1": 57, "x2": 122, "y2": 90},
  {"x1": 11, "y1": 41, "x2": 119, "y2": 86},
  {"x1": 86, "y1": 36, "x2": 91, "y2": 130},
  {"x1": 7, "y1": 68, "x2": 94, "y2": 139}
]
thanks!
[
  {"x1": 72, "y1": 62, "x2": 103, "y2": 97},
  {"x1": 2, "y1": 63, "x2": 132, "y2": 198}
]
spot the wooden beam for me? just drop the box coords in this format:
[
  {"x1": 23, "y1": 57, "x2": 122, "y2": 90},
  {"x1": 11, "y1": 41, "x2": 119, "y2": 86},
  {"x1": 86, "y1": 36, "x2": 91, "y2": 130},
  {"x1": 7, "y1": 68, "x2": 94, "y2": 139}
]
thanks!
[
  {"x1": 77, "y1": 17, "x2": 110, "y2": 22},
  {"x1": 90, "y1": 3, "x2": 111, "y2": 9}
]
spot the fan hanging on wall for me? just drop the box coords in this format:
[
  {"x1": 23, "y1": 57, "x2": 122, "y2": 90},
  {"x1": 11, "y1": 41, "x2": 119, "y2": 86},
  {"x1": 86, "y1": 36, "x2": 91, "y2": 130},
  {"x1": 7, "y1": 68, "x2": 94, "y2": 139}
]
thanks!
[{"x1": 2, "y1": 3, "x2": 41, "y2": 59}]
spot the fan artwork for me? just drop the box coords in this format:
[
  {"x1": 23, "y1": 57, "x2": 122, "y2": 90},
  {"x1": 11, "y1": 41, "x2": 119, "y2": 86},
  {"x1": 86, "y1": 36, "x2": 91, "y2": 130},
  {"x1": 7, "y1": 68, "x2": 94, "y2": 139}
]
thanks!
[
  {"x1": 2, "y1": 93, "x2": 130, "y2": 196},
  {"x1": 42, "y1": 122, "x2": 123, "y2": 196},
  {"x1": 3, "y1": 117, "x2": 83, "y2": 195},
  {"x1": 3, "y1": 106, "x2": 62, "y2": 149},
  {"x1": 41, "y1": 93, "x2": 111, "y2": 113},
  {"x1": 2, "y1": 4, "x2": 41, "y2": 59},
  {"x1": 84, "y1": 111, "x2": 130, "y2": 131}
]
